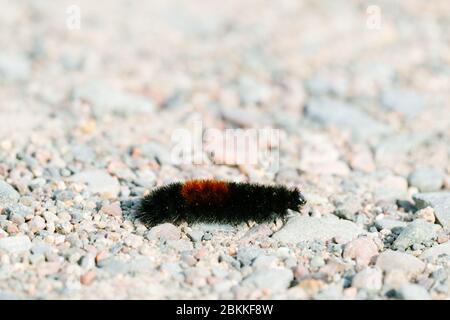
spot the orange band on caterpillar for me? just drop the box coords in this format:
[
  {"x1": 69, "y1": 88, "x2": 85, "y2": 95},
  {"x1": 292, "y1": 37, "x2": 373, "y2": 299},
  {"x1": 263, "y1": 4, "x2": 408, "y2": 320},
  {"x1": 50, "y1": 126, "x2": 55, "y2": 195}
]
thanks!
[{"x1": 137, "y1": 179, "x2": 306, "y2": 226}]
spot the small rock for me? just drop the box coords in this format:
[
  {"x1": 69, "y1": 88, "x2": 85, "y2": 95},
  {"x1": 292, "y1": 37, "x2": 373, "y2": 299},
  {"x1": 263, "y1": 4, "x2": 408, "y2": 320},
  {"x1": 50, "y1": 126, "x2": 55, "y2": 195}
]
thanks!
[
  {"x1": 437, "y1": 234, "x2": 449, "y2": 244},
  {"x1": 187, "y1": 229, "x2": 204, "y2": 242},
  {"x1": 343, "y1": 237, "x2": 379, "y2": 265},
  {"x1": 352, "y1": 268, "x2": 383, "y2": 291},
  {"x1": 375, "y1": 218, "x2": 408, "y2": 231},
  {"x1": 384, "y1": 270, "x2": 409, "y2": 288},
  {"x1": 80, "y1": 271, "x2": 96, "y2": 285},
  {"x1": 310, "y1": 256, "x2": 325, "y2": 269},
  {"x1": 333, "y1": 195, "x2": 362, "y2": 221},
  {"x1": 408, "y1": 168, "x2": 444, "y2": 192},
  {"x1": 0, "y1": 181, "x2": 20, "y2": 207},
  {"x1": 373, "y1": 175, "x2": 408, "y2": 202},
  {"x1": 416, "y1": 207, "x2": 436, "y2": 224},
  {"x1": 0, "y1": 235, "x2": 32, "y2": 254},
  {"x1": 252, "y1": 255, "x2": 278, "y2": 269},
  {"x1": 396, "y1": 283, "x2": 431, "y2": 300},
  {"x1": 123, "y1": 234, "x2": 143, "y2": 248},
  {"x1": 237, "y1": 247, "x2": 264, "y2": 266},
  {"x1": 190, "y1": 223, "x2": 235, "y2": 233},
  {"x1": 239, "y1": 224, "x2": 273, "y2": 242},
  {"x1": 272, "y1": 215, "x2": 363, "y2": 244},
  {"x1": 72, "y1": 82, "x2": 155, "y2": 115},
  {"x1": 413, "y1": 192, "x2": 450, "y2": 230},
  {"x1": 305, "y1": 98, "x2": 390, "y2": 140},
  {"x1": 297, "y1": 278, "x2": 326, "y2": 297},
  {"x1": 28, "y1": 216, "x2": 46, "y2": 233},
  {"x1": 381, "y1": 88, "x2": 425, "y2": 116},
  {"x1": 376, "y1": 250, "x2": 425, "y2": 276},
  {"x1": 147, "y1": 223, "x2": 181, "y2": 241},
  {"x1": 0, "y1": 54, "x2": 30, "y2": 81},
  {"x1": 242, "y1": 268, "x2": 293, "y2": 292},
  {"x1": 99, "y1": 203, "x2": 122, "y2": 218},
  {"x1": 79, "y1": 254, "x2": 96, "y2": 270},
  {"x1": 392, "y1": 219, "x2": 439, "y2": 250},
  {"x1": 420, "y1": 242, "x2": 450, "y2": 261},
  {"x1": 70, "y1": 170, "x2": 120, "y2": 198}
]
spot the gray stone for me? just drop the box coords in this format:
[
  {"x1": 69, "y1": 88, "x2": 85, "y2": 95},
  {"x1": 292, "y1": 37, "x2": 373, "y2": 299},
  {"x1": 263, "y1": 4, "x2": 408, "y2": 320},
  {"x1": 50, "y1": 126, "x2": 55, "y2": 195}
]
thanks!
[
  {"x1": 352, "y1": 268, "x2": 383, "y2": 291},
  {"x1": 5, "y1": 203, "x2": 33, "y2": 218},
  {"x1": 0, "y1": 236, "x2": 32, "y2": 254},
  {"x1": 397, "y1": 283, "x2": 431, "y2": 300},
  {"x1": 72, "y1": 82, "x2": 155, "y2": 115},
  {"x1": 420, "y1": 242, "x2": 450, "y2": 261},
  {"x1": 392, "y1": 219, "x2": 439, "y2": 250},
  {"x1": 147, "y1": 223, "x2": 181, "y2": 241},
  {"x1": 190, "y1": 223, "x2": 235, "y2": 233},
  {"x1": 381, "y1": 89, "x2": 425, "y2": 116},
  {"x1": 310, "y1": 256, "x2": 325, "y2": 269},
  {"x1": 0, "y1": 54, "x2": 30, "y2": 82},
  {"x1": 98, "y1": 257, "x2": 154, "y2": 275},
  {"x1": 31, "y1": 242, "x2": 55, "y2": 255},
  {"x1": 252, "y1": 255, "x2": 278, "y2": 269},
  {"x1": 375, "y1": 218, "x2": 408, "y2": 231},
  {"x1": 138, "y1": 142, "x2": 172, "y2": 165},
  {"x1": 272, "y1": 216, "x2": 363, "y2": 244},
  {"x1": 373, "y1": 175, "x2": 408, "y2": 202},
  {"x1": 305, "y1": 98, "x2": 390, "y2": 140},
  {"x1": 187, "y1": 229, "x2": 204, "y2": 242},
  {"x1": 376, "y1": 250, "x2": 425, "y2": 276},
  {"x1": 0, "y1": 181, "x2": 20, "y2": 207},
  {"x1": 333, "y1": 195, "x2": 362, "y2": 221},
  {"x1": 160, "y1": 262, "x2": 182, "y2": 275},
  {"x1": 237, "y1": 247, "x2": 264, "y2": 266},
  {"x1": 408, "y1": 168, "x2": 444, "y2": 192},
  {"x1": 69, "y1": 170, "x2": 120, "y2": 198},
  {"x1": 239, "y1": 224, "x2": 273, "y2": 243},
  {"x1": 243, "y1": 268, "x2": 293, "y2": 292},
  {"x1": 413, "y1": 192, "x2": 450, "y2": 230}
]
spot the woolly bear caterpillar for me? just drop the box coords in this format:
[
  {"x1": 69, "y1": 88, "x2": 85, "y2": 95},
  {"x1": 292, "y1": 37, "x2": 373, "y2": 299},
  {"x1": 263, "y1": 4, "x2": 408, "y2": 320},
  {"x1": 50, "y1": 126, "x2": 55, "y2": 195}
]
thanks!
[{"x1": 137, "y1": 179, "x2": 306, "y2": 226}]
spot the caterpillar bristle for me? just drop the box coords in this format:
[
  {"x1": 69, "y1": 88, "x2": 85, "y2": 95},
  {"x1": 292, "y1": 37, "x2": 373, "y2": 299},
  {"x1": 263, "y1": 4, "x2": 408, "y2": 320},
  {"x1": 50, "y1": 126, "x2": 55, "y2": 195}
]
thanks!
[{"x1": 137, "y1": 179, "x2": 306, "y2": 226}]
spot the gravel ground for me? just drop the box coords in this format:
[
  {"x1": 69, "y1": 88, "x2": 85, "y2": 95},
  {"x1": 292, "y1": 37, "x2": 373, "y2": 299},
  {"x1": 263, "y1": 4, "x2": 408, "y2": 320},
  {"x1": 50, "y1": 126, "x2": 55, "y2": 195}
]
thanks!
[{"x1": 1, "y1": 0, "x2": 450, "y2": 300}]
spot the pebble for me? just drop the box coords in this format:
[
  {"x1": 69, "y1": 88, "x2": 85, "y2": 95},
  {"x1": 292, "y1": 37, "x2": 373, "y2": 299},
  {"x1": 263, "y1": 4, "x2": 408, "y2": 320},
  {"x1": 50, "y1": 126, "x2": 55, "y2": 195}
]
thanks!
[
  {"x1": 352, "y1": 268, "x2": 383, "y2": 291},
  {"x1": 146, "y1": 223, "x2": 181, "y2": 241},
  {"x1": 0, "y1": 181, "x2": 20, "y2": 207},
  {"x1": 0, "y1": 53, "x2": 30, "y2": 81},
  {"x1": 376, "y1": 250, "x2": 425, "y2": 276},
  {"x1": 242, "y1": 268, "x2": 293, "y2": 292},
  {"x1": 70, "y1": 170, "x2": 120, "y2": 199},
  {"x1": 305, "y1": 98, "x2": 389, "y2": 140},
  {"x1": 416, "y1": 207, "x2": 436, "y2": 224},
  {"x1": 381, "y1": 88, "x2": 425, "y2": 116},
  {"x1": 272, "y1": 216, "x2": 363, "y2": 244},
  {"x1": 333, "y1": 195, "x2": 362, "y2": 221},
  {"x1": 396, "y1": 283, "x2": 431, "y2": 300},
  {"x1": 343, "y1": 237, "x2": 379, "y2": 265},
  {"x1": 373, "y1": 175, "x2": 408, "y2": 202},
  {"x1": 392, "y1": 219, "x2": 439, "y2": 250},
  {"x1": 237, "y1": 247, "x2": 264, "y2": 266},
  {"x1": 408, "y1": 168, "x2": 444, "y2": 192},
  {"x1": 413, "y1": 193, "x2": 450, "y2": 230},
  {"x1": 99, "y1": 203, "x2": 122, "y2": 218},
  {"x1": 420, "y1": 242, "x2": 450, "y2": 261},
  {"x1": 28, "y1": 216, "x2": 46, "y2": 233},
  {"x1": 80, "y1": 271, "x2": 96, "y2": 285},
  {"x1": 310, "y1": 256, "x2": 325, "y2": 269},
  {"x1": 0, "y1": 235, "x2": 32, "y2": 254},
  {"x1": 375, "y1": 218, "x2": 408, "y2": 231},
  {"x1": 187, "y1": 229, "x2": 204, "y2": 242},
  {"x1": 72, "y1": 82, "x2": 155, "y2": 115}
]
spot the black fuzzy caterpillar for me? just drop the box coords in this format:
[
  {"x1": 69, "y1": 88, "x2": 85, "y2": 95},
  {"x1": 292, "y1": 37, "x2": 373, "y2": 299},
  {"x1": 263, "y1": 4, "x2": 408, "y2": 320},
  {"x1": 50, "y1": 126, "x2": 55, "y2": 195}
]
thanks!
[{"x1": 137, "y1": 179, "x2": 306, "y2": 226}]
